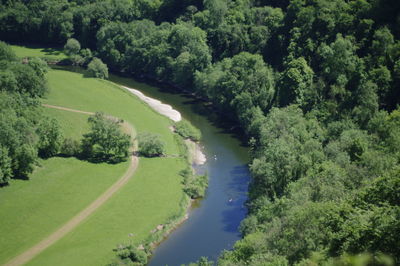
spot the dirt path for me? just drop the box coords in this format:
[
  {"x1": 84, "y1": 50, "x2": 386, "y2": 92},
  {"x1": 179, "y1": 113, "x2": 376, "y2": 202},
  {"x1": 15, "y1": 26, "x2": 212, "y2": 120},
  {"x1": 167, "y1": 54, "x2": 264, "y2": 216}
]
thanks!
[{"x1": 5, "y1": 105, "x2": 138, "y2": 266}]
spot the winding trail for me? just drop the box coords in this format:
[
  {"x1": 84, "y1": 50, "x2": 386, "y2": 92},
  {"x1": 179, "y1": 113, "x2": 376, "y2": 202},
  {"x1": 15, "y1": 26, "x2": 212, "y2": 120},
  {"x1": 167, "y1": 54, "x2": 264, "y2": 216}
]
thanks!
[{"x1": 5, "y1": 104, "x2": 138, "y2": 266}]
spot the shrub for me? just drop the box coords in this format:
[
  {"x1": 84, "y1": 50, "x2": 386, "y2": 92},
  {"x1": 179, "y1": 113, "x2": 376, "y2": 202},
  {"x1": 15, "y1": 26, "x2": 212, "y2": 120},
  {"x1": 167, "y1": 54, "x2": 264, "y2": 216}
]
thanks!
[
  {"x1": 174, "y1": 120, "x2": 201, "y2": 141},
  {"x1": 137, "y1": 132, "x2": 165, "y2": 157},
  {"x1": 64, "y1": 38, "x2": 81, "y2": 56},
  {"x1": 87, "y1": 57, "x2": 108, "y2": 79},
  {"x1": 180, "y1": 167, "x2": 208, "y2": 198},
  {"x1": 114, "y1": 244, "x2": 149, "y2": 265},
  {"x1": 60, "y1": 138, "x2": 80, "y2": 157}
]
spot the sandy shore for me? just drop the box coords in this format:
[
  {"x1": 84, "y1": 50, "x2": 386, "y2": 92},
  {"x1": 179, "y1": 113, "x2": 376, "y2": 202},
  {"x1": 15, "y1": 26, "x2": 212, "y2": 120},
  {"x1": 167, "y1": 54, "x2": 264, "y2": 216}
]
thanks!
[
  {"x1": 122, "y1": 86, "x2": 182, "y2": 122},
  {"x1": 122, "y1": 85, "x2": 206, "y2": 165},
  {"x1": 185, "y1": 139, "x2": 206, "y2": 165}
]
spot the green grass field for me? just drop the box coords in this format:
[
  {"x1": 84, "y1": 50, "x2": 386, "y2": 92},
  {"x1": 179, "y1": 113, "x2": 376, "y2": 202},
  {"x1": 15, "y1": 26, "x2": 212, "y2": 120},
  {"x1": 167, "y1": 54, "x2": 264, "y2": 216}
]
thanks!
[
  {"x1": 0, "y1": 158, "x2": 128, "y2": 264},
  {"x1": 1, "y1": 46, "x2": 186, "y2": 265},
  {"x1": 11, "y1": 44, "x2": 67, "y2": 60},
  {"x1": 44, "y1": 107, "x2": 90, "y2": 140}
]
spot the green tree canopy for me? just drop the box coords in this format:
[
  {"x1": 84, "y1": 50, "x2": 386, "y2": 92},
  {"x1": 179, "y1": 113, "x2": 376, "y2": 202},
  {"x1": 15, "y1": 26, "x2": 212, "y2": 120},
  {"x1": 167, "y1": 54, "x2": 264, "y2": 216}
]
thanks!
[
  {"x1": 137, "y1": 132, "x2": 165, "y2": 157},
  {"x1": 87, "y1": 57, "x2": 108, "y2": 79},
  {"x1": 64, "y1": 38, "x2": 81, "y2": 56},
  {"x1": 81, "y1": 112, "x2": 131, "y2": 163}
]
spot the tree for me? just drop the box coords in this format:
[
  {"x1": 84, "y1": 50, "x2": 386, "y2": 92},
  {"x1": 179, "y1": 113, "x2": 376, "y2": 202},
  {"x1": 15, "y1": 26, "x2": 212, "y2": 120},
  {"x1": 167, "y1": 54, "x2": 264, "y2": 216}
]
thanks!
[
  {"x1": 28, "y1": 57, "x2": 48, "y2": 79},
  {"x1": 137, "y1": 132, "x2": 165, "y2": 157},
  {"x1": 0, "y1": 146, "x2": 12, "y2": 184},
  {"x1": 64, "y1": 38, "x2": 81, "y2": 56},
  {"x1": 195, "y1": 52, "x2": 275, "y2": 121},
  {"x1": 8, "y1": 63, "x2": 48, "y2": 97},
  {"x1": 278, "y1": 57, "x2": 315, "y2": 109},
  {"x1": 87, "y1": 57, "x2": 108, "y2": 79},
  {"x1": 81, "y1": 112, "x2": 131, "y2": 162},
  {"x1": 0, "y1": 41, "x2": 17, "y2": 62},
  {"x1": 36, "y1": 117, "x2": 63, "y2": 158}
]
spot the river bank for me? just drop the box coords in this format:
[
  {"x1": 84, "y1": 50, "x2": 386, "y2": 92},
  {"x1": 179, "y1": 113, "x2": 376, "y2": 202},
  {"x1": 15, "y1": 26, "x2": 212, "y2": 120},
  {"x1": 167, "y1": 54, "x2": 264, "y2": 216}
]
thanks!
[
  {"x1": 108, "y1": 74, "x2": 250, "y2": 266},
  {"x1": 117, "y1": 84, "x2": 208, "y2": 264}
]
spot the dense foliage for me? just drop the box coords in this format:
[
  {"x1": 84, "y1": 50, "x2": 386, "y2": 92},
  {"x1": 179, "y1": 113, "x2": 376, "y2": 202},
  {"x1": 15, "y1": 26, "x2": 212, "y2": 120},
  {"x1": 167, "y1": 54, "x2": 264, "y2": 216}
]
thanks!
[
  {"x1": 174, "y1": 120, "x2": 202, "y2": 142},
  {"x1": 87, "y1": 57, "x2": 108, "y2": 79},
  {"x1": 0, "y1": 41, "x2": 62, "y2": 184},
  {"x1": 81, "y1": 112, "x2": 131, "y2": 163},
  {"x1": 137, "y1": 132, "x2": 165, "y2": 157},
  {"x1": 2, "y1": 0, "x2": 400, "y2": 264}
]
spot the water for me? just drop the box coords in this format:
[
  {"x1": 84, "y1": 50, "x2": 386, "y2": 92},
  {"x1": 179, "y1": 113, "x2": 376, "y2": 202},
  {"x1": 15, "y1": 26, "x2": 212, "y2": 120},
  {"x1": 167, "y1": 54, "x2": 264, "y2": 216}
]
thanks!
[{"x1": 109, "y1": 75, "x2": 251, "y2": 266}]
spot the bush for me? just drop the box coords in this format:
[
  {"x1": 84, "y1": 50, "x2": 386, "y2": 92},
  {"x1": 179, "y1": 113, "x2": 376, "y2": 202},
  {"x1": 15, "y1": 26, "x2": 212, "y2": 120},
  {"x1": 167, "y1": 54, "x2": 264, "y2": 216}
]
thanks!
[
  {"x1": 180, "y1": 166, "x2": 208, "y2": 198},
  {"x1": 87, "y1": 57, "x2": 108, "y2": 79},
  {"x1": 114, "y1": 244, "x2": 149, "y2": 265},
  {"x1": 60, "y1": 138, "x2": 80, "y2": 157},
  {"x1": 174, "y1": 120, "x2": 201, "y2": 141},
  {"x1": 64, "y1": 38, "x2": 81, "y2": 56},
  {"x1": 36, "y1": 117, "x2": 63, "y2": 158},
  {"x1": 137, "y1": 132, "x2": 165, "y2": 157}
]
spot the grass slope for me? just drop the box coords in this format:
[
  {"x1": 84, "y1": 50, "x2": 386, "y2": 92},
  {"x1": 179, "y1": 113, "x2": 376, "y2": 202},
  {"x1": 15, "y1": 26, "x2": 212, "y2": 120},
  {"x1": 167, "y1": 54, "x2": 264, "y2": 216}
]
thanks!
[
  {"x1": 1, "y1": 53, "x2": 185, "y2": 264},
  {"x1": 11, "y1": 44, "x2": 67, "y2": 60},
  {"x1": 44, "y1": 107, "x2": 90, "y2": 140},
  {"x1": 43, "y1": 68, "x2": 179, "y2": 155},
  {"x1": 29, "y1": 158, "x2": 184, "y2": 266},
  {"x1": 0, "y1": 158, "x2": 128, "y2": 264}
]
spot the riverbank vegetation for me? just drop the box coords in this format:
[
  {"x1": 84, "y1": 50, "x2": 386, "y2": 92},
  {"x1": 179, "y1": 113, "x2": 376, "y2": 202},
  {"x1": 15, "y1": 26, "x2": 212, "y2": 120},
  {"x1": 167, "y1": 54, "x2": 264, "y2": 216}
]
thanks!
[
  {"x1": 175, "y1": 120, "x2": 202, "y2": 142},
  {"x1": 2, "y1": 0, "x2": 400, "y2": 264}
]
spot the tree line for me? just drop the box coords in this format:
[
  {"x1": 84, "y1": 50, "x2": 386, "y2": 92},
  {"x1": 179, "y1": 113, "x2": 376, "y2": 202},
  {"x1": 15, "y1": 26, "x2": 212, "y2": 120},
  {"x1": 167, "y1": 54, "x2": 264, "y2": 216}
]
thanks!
[
  {"x1": 0, "y1": 41, "x2": 60, "y2": 184},
  {"x1": 1, "y1": 0, "x2": 400, "y2": 264}
]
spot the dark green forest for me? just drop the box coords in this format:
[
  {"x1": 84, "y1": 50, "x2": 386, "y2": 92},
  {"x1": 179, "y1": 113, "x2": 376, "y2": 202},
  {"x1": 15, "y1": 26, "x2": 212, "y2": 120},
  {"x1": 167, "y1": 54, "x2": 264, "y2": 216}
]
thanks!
[{"x1": 1, "y1": 0, "x2": 400, "y2": 264}]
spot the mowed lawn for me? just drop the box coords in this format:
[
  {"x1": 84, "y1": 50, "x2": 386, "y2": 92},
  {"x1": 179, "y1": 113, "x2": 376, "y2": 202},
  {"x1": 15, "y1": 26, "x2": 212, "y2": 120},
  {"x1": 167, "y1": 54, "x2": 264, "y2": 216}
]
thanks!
[
  {"x1": 0, "y1": 158, "x2": 128, "y2": 264},
  {"x1": 44, "y1": 107, "x2": 90, "y2": 140},
  {"x1": 0, "y1": 67, "x2": 185, "y2": 265},
  {"x1": 11, "y1": 44, "x2": 67, "y2": 60}
]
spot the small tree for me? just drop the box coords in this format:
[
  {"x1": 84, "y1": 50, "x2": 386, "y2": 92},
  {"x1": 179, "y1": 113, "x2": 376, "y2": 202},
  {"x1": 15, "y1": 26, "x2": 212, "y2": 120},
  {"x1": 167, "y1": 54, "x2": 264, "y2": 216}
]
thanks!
[
  {"x1": 36, "y1": 117, "x2": 63, "y2": 158},
  {"x1": 79, "y1": 48, "x2": 93, "y2": 65},
  {"x1": 87, "y1": 57, "x2": 108, "y2": 79},
  {"x1": 60, "y1": 138, "x2": 80, "y2": 157},
  {"x1": 64, "y1": 38, "x2": 81, "y2": 56},
  {"x1": 137, "y1": 132, "x2": 165, "y2": 157},
  {"x1": 81, "y1": 112, "x2": 131, "y2": 162}
]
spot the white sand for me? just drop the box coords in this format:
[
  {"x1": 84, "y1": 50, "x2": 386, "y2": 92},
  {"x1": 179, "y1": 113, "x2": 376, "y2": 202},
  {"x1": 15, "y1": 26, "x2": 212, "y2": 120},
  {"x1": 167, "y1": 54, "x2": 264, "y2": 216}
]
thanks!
[
  {"x1": 194, "y1": 144, "x2": 207, "y2": 165},
  {"x1": 123, "y1": 85, "x2": 206, "y2": 165},
  {"x1": 122, "y1": 86, "x2": 182, "y2": 122},
  {"x1": 185, "y1": 139, "x2": 207, "y2": 165}
]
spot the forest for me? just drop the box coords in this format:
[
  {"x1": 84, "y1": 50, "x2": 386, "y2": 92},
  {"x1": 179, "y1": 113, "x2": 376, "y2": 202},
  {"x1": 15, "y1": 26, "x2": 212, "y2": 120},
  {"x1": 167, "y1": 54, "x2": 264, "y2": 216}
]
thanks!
[{"x1": 1, "y1": 0, "x2": 400, "y2": 265}]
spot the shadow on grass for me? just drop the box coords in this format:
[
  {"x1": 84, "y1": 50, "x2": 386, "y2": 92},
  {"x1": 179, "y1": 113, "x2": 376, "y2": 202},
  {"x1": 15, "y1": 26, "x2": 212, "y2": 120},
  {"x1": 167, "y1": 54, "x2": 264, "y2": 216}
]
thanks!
[
  {"x1": 41, "y1": 47, "x2": 64, "y2": 56},
  {"x1": 3, "y1": 173, "x2": 30, "y2": 187},
  {"x1": 56, "y1": 152, "x2": 130, "y2": 165}
]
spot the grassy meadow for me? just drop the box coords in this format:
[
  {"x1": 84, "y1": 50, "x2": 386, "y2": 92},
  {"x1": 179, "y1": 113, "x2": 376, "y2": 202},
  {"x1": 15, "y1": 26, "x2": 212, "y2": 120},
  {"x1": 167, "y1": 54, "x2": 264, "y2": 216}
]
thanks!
[
  {"x1": 11, "y1": 44, "x2": 67, "y2": 61},
  {"x1": 0, "y1": 46, "x2": 186, "y2": 265}
]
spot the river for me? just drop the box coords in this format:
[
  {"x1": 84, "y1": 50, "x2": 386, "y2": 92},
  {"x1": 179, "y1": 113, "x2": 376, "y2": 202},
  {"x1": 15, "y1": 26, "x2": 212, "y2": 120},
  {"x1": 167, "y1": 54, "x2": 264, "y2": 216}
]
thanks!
[{"x1": 109, "y1": 75, "x2": 251, "y2": 265}]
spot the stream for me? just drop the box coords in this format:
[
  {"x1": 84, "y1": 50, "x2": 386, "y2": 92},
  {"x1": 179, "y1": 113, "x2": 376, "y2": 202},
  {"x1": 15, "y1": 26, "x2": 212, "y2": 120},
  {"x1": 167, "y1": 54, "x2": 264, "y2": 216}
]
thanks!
[{"x1": 109, "y1": 75, "x2": 251, "y2": 266}]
